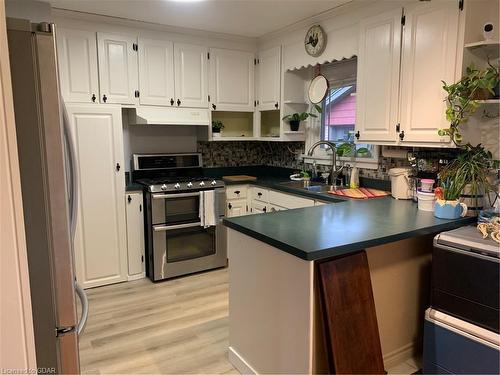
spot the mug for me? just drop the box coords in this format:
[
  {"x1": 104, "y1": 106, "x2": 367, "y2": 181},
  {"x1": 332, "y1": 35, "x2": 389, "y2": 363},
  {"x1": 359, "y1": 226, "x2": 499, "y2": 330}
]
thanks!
[{"x1": 434, "y1": 199, "x2": 468, "y2": 219}]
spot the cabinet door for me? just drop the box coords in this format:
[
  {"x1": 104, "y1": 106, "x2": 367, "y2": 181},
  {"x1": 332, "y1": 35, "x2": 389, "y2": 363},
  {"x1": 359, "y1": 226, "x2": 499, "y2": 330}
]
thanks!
[
  {"x1": 66, "y1": 105, "x2": 128, "y2": 288},
  {"x1": 356, "y1": 9, "x2": 402, "y2": 143},
  {"x1": 97, "y1": 32, "x2": 138, "y2": 105},
  {"x1": 138, "y1": 38, "x2": 175, "y2": 106},
  {"x1": 174, "y1": 43, "x2": 208, "y2": 108},
  {"x1": 399, "y1": 1, "x2": 460, "y2": 144},
  {"x1": 209, "y1": 48, "x2": 254, "y2": 111},
  {"x1": 258, "y1": 46, "x2": 281, "y2": 110},
  {"x1": 125, "y1": 192, "x2": 145, "y2": 278},
  {"x1": 57, "y1": 28, "x2": 99, "y2": 103},
  {"x1": 227, "y1": 199, "x2": 247, "y2": 217}
]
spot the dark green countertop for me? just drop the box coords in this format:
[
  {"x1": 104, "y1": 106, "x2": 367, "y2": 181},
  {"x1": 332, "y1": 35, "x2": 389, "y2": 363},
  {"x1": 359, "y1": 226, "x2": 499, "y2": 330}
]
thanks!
[{"x1": 223, "y1": 198, "x2": 476, "y2": 261}]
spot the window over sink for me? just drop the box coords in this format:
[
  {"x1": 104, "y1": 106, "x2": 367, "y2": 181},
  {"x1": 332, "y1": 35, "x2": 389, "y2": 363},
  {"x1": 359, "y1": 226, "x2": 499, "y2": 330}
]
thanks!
[{"x1": 304, "y1": 58, "x2": 378, "y2": 168}]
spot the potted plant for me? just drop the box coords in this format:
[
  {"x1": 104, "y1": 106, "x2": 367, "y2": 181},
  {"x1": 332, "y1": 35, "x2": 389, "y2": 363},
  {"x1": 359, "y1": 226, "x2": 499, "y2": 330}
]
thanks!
[
  {"x1": 282, "y1": 104, "x2": 322, "y2": 131},
  {"x1": 434, "y1": 177, "x2": 468, "y2": 219},
  {"x1": 212, "y1": 120, "x2": 224, "y2": 138},
  {"x1": 438, "y1": 144, "x2": 494, "y2": 216},
  {"x1": 439, "y1": 63, "x2": 499, "y2": 145}
]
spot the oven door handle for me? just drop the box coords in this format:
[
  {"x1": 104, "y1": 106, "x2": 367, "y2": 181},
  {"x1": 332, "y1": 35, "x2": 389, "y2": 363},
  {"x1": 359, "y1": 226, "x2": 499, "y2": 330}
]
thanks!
[
  {"x1": 153, "y1": 222, "x2": 202, "y2": 232},
  {"x1": 152, "y1": 192, "x2": 201, "y2": 199}
]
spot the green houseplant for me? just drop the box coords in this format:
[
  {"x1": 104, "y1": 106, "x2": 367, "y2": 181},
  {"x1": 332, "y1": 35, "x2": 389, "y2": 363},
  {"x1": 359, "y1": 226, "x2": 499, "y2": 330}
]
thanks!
[
  {"x1": 282, "y1": 104, "x2": 322, "y2": 131},
  {"x1": 212, "y1": 120, "x2": 224, "y2": 137},
  {"x1": 439, "y1": 64, "x2": 499, "y2": 145},
  {"x1": 438, "y1": 144, "x2": 494, "y2": 216}
]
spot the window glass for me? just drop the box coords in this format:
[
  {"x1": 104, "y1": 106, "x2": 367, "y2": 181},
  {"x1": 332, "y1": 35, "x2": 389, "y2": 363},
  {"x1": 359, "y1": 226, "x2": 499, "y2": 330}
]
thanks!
[{"x1": 320, "y1": 84, "x2": 374, "y2": 159}]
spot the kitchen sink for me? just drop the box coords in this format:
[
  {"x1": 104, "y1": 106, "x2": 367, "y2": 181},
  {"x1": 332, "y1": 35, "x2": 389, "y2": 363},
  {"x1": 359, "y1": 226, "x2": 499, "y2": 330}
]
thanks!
[{"x1": 279, "y1": 181, "x2": 337, "y2": 194}]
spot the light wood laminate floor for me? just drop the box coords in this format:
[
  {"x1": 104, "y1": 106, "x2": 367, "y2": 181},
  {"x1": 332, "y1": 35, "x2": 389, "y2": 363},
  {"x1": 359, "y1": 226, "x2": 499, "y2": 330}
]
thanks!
[
  {"x1": 78, "y1": 268, "x2": 237, "y2": 374},
  {"x1": 78, "y1": 266, "x2": 418, "y2": 375}
]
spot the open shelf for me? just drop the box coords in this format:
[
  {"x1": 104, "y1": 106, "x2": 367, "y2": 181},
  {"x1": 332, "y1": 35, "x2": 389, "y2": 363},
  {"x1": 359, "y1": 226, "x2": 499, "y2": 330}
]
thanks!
[
  {"x1": 260, "y1": 109, "x2": 281, "y2": 138},
  {"x1": 464, "y1": 40, "x2": 499, "y2": 59},
  {"x1": 211, "y1": 111, "x2": 254, "y2": 139}
]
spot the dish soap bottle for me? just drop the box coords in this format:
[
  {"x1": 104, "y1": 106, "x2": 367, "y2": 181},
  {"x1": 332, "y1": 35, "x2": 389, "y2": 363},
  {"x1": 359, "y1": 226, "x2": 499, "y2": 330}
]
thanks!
[{"x1": 350, "y1": 166, "x2": 359, "y2": 188}]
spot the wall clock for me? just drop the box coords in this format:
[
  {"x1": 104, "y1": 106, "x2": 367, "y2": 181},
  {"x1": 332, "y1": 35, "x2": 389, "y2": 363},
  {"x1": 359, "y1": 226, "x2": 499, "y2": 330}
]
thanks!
[{"x1": 304, "y1": 25, "x2": 327, "y2": 57}]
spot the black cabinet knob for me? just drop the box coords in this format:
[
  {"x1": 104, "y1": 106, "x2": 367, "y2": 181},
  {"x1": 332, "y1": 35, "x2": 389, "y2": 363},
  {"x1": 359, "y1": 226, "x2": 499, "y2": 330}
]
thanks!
[
  {"x1": 274, "y1": 102, "x2": 279, "y2": 109},
  {"x1": 116, "y1": 163, "x2": 120, "y2": 171},
  {"x1": 228, "y1": 203, "x2": 232, "y2": 210},
  {"x1": 212, "y1": 104, "x2": 216, "y2": 110},
  {"x1": 127, "y1": 195, "x2": 132, "y2": 203},
  {"x1": 234, "y1": 190, "x2": 240, "y2": 195},
  {"x1": 177, "y1": 99, "x2": 181, "y2": 106},
  {"x1": 355, "y1": 131, "x2": 360, "y2": 140},
  {"x1": 170, "y1": 98, "x2": 174, "y2": 106},
  {"x1": 91, "y1": 94, "x2": 96, "y2": 102},
  {"x1": 102, "y1": 94, "x2": 108, "y2": 103},
  {"x1": 263, "y1": 206, "x2": 267, "y2": 213},
  {"x1": 257, "y1": 192, "x2": 262, "y2": 197},
  {"x1": 399, "y1": 131, "x2": 405, "y2": 141}
]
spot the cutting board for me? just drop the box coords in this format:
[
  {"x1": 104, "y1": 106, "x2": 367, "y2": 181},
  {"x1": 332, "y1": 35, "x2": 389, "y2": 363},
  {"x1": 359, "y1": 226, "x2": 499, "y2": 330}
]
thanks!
[
  {"x1": 327, "y1": 188, "x2": 390, "y2": 199},
  {"x1": 222, "y1": 175, "x2": 258, "y2": 182}
]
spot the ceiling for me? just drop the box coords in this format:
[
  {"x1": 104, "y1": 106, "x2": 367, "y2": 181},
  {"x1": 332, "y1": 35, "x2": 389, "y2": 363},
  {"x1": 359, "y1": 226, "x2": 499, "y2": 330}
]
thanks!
[{"x1": 42, "y1": 0, "x2": 352, "y2": 38}]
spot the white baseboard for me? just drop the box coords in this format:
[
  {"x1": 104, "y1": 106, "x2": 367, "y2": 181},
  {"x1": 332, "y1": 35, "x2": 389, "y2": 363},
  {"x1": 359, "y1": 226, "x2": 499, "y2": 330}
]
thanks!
[
  {"x1": 383, "y1": 342, "x2": 416, "y2": 370},
  {"x1": 127, "y1": 272, "x2": 145, "y2": 281},
  {"x1": 228, "y1": 346, "x2": 258, "y2": 375}
]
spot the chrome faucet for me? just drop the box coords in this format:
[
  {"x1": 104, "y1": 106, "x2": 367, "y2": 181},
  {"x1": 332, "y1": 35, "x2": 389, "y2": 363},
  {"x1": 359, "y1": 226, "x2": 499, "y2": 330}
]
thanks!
[{"x1": 307, "y1": 141, "x2": 344, "y2": 186}]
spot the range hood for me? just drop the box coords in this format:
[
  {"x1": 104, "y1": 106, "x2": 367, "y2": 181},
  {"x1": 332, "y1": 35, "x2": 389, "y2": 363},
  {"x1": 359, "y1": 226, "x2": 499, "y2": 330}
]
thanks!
[{"x1": 127, "y1": 106, "x2": 210, "y2": 126}]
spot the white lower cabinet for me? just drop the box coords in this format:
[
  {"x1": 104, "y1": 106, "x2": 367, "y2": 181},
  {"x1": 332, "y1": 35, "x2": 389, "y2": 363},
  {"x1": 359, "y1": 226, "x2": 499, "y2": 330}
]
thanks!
[
  {"x1": 250, "y1": 200, "x2": 268, "y2": 214},
  {"x1": 226, "y1": 199, "x2": 248, "y2": 217},
  {"x1": 268, "y1": 203, "x2": 286, "y2": 213},
  {"x1": 67, "y1": 105, "x2": 128, "y2": 289},
  {"x1": 268, "y1": 190, "x2": 314, "y2": 209},
  {"x1": 125, "y1": 192, "x2": 145, "y2": 280}
]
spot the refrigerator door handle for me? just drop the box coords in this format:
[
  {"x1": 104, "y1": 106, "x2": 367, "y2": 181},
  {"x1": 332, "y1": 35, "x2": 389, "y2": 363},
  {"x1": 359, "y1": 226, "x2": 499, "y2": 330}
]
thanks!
[
  {"x1": 62, "y1": 101, "x2": 78, "y2": 239},
  {"x1": 75, "y1": 281, "x2": 88, "y2": 335}
]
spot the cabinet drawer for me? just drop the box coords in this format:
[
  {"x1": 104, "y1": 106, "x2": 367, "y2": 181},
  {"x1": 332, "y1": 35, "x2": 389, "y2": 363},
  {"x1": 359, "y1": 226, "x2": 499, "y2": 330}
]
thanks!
[
  {"x1": 268, "y1": 203, "x2": 286, "y2": 212},
  {"x1": 251, "y1": 186, "x2": 268, "y2": 202},
  {"x1": 268, "y1": 190, "x2": 314, "y2": 209},
  {"x1": 251, "y1": 200, "x2": 268, "y2": 214},
  {"x1": 226, "y1": 185, "x2": 248, "y2": 199}
]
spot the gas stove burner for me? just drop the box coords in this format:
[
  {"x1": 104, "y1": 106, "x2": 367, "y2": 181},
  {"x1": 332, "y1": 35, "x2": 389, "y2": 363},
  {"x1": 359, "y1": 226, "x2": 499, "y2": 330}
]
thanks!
[
  {"x1": 136, "y1": 177, "x2": 224, "y2": 193},
  {"x1": 132, "y1": 153, "x2": 224, "y2": 193}
]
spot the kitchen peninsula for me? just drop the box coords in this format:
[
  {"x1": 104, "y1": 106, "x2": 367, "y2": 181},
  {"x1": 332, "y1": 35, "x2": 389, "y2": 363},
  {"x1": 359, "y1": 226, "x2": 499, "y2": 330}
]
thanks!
[{"x1": 223, "y1": 199, "x2": 475, "y2": 374}]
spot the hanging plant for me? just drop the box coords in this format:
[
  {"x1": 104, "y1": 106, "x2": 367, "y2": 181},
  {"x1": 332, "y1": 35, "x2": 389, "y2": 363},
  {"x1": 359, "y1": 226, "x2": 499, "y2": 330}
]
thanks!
[{"x1": 439, "y1": 63, "x2": 498, "y2": 146}]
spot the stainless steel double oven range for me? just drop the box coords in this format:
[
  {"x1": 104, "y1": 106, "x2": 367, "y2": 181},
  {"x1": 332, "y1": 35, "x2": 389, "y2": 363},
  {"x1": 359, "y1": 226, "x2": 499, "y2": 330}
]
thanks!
[{"x1": 133, "y1": 153, "x2": 227, "y2": 281}]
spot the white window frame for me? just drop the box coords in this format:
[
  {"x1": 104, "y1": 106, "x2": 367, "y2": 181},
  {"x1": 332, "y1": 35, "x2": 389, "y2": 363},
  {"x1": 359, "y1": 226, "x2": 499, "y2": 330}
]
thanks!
[{"x1": 303, "y1": 72, "x2": 379, "y2": 170}]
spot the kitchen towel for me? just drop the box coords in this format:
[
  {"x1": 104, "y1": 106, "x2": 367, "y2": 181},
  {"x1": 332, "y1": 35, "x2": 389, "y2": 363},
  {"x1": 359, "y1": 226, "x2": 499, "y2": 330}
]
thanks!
[
  {"x1": 203, "y1": 190, "x2": 216, "y2": 228},
  {"x1": 199, "y1": 190, "x2": 205, "y2": 227},
  {"x1": 327, "y1": 188, "x2": 390, "y2": 199}
]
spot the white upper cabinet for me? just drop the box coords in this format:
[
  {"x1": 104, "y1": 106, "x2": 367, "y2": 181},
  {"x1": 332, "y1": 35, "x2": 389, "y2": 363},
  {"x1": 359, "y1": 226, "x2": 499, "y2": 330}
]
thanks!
[
  {"x1": 138, "y1": 38, "x2": 175, "y2": 106},
  {"x1": 174, "y1": 43, "x2": 208, "y2": 108},
  {"x1": 258, "y1": 46, "x2": 281, "y2": 111},
  {"x1": 97, "y1": 32, "x2": 139, "y2": 105},
  {"x1": 399, "y1": 1, "x2": 460, "y2": 144},
  {"x1": 356, "y1": 9, "x2": 402, "y2": 143},
  {"x1": 209, "y1": 48, "x2": 254, "y2": 111},
  {"x1": 57, "y1": 28, "x2": 99, "y2": 104}
]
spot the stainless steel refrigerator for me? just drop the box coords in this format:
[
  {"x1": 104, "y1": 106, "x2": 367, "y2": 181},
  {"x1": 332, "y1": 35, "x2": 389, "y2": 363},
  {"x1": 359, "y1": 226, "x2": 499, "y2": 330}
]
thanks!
[{"x1": 7, "y1": 18, "x2": 87, "y2": 374}]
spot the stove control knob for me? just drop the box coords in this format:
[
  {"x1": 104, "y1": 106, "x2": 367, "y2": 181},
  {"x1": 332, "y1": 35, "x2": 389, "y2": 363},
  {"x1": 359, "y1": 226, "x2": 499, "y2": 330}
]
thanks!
[
  {"x1": 161, "y1": 184, "x2": 168, "y2": 191},
  {"x1": 199, "y1": 181, "x2": 205, "y2": 187},
  {"x1": 187, "y1": 182, "x2": 193, "y2": 188},
  {"x1": 211, "y1": 180, "x2": 217, "y2": 186},
  {"x1": 174, "y1": 183, "x2": 181, "y2": 189}
]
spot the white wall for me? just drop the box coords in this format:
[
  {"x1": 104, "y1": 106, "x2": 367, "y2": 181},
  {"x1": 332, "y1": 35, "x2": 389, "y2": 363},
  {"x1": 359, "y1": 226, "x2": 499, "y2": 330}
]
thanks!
[
  {"x1": 5, "y1": 0, "x2": 52, "y2": 23},
  {"x1": 0, "y1": 0, "x2": 37, "y2": 370},
  {"x1": 123, "y1": 124, "x2": 200, "y2": 171}
]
